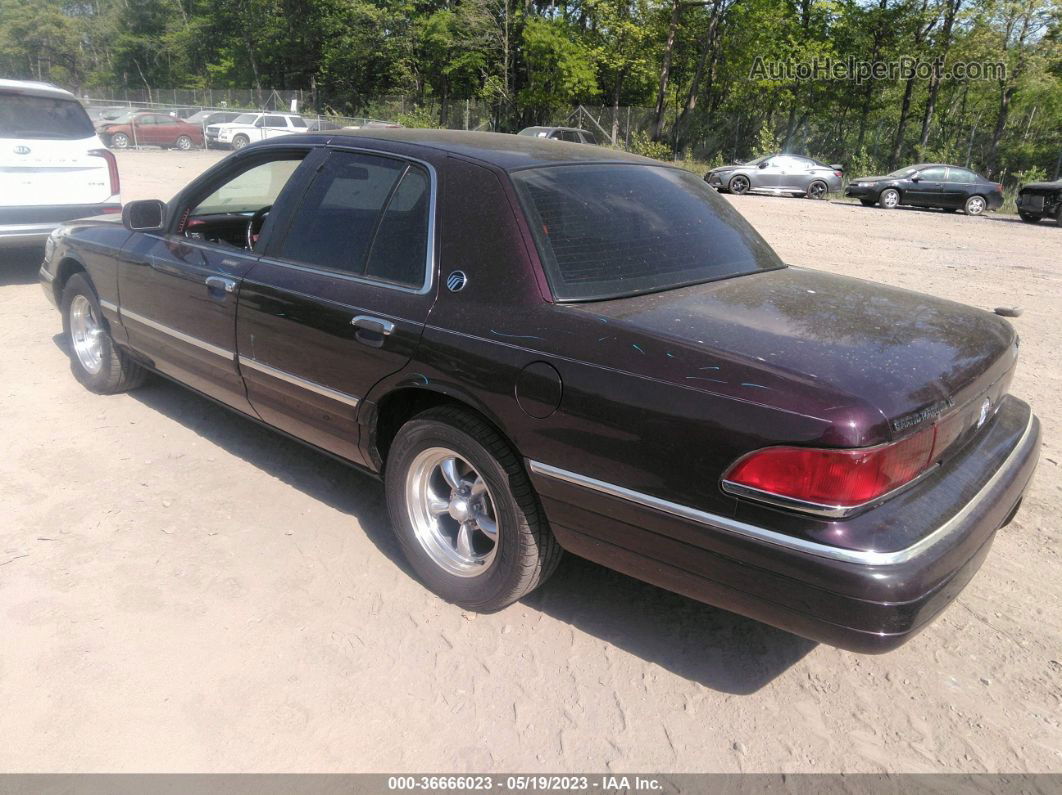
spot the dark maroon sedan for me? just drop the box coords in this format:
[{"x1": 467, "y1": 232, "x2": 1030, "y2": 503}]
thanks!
[{"x1": 39, "y1": 131, "x2": 1040, "y2": 653}]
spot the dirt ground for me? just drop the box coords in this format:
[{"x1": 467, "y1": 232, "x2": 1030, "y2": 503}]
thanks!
[{"x1": 1, "y1": 148, "x2": 1060, "y2": 773}]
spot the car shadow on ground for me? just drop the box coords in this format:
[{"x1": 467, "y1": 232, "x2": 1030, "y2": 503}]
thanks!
[
  {"x1": 52, "y1": 343, "x2": 817, "y2": 694},
  {"x1": 0, "y1": 247, "x2": 45, "y2": 287}
]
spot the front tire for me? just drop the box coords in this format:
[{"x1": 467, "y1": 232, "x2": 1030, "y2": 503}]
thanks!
[
  {"x1": 175, "y1": 135, "x2": 193, "y2": 150},
  {"x1": 860, "y1": 199, "x2": 875, "y2": 207},
  {"x1": 728, "y1": 174, "x2": 751, "y2": 195},
  {"x1": 61, "y1": 274, "x2": 147, "y2": 394},
  {"x1": 384, "y1": 406, "x2": 562, "y2": 611},
  {"x1": 110, "y1": 132, "x2": 129, "y2": 149},
  {"x1": 964, "y1": 195, "x2": 987, "y2": 216},
  {"x1": 879, "y1": 188, "x2": 900, "y2": 209},
  {"x1": 231, "y1": 134, "x2": 249, "y2": 150}
]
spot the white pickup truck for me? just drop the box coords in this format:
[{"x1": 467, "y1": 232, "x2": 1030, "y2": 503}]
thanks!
[{"x1": 206, "y1": 112, "x2": 308, "y2": 150}]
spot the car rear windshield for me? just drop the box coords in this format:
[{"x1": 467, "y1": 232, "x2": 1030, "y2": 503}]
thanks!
[
  {"x1": 512, "y1": 164, "x2": 784, "y2": 301},
  {"x1": 0, "y1": 93, "x2": 95, "y2": 139}
]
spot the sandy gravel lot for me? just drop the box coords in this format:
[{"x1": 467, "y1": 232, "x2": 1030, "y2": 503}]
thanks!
[{"x1": 1, "y1": 149, "x2": 1060, "y2": 773}]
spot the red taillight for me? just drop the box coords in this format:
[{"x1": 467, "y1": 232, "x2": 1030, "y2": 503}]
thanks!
[
  {"x1": 89, "y1": 148, "x2": 120, "y2": 196},
  {"x1": 724, "y1": 426, "x2": 937, "y2": 509},
  {"x1": 834, "y1": 170, "x2": 843, "y2": 177}
]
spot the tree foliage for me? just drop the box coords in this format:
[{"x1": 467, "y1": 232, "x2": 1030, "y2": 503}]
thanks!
[{"x1": 1, "y1": 0, "x2": 1059, "y2": 179}]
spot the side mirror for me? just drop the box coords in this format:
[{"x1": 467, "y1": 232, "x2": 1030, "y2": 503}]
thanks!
[
  {"x1": 758, "y1": 162, "x2": 769, "y2": 169},
  {"x1": 122, "y1": 199, "x2": 166, "y2": 232},
  {"x1": 910, "y1": 174, "x2": 921, "y2": 182}
]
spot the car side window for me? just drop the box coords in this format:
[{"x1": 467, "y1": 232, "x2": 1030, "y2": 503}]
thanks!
[
  {"x1": 188, "y1": 157, "x2": 304, "y2": 218},
  {"x1": 947, "y1": 168, "x2": 977, "y2": 184},
  {"x1": 277, "y1": 151, "x2": 431, "y2": 287},
  {"x1": 290, "y1": 117, "x2": 307, "y2": 128},
  {"x1": 919, "y1": 167, "x2": 948, "y2": 180},
  {"x1": 264, "y1": 115, "x2": 286, "y2": 128}
]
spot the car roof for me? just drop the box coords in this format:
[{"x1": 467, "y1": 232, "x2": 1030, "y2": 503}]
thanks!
[
  {"x1": 312, "y1": 129, "x2": 656, "y2": 171},
  {"x1": 0, "y1": 78, "x2": 77, "y2": 100}
]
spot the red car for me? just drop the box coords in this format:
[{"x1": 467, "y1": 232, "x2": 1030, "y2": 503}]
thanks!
[{"x1": 99, "y1": 112, "x2": 204, "y2": 150}]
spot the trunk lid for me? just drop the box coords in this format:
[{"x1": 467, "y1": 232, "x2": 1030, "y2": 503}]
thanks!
[{"x1": 571, "y1": 267, "x2": 1017, "y2": 448}]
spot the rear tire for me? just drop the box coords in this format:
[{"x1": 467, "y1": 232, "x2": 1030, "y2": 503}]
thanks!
[
  {"x1": 806, "y1": 180, "x2": 828, "y2": 200},
  {"x1": 384, "y1": 406, "x2": 562, "y2": 612},
  {"x1": 1018, "y1": 213, "x2": 1040, "y2": 224},
  {"x1": 61, "y1": 274, "x2": 147, "y2": 394},
  {"x1": 232, "y1": 134, "x2": 249, "y2": 150},
  {"x1": 879, "y1": 188, "x2": 900, "y2": 209},
  {"x1": 964, "y1": 195, "x2": 987, "y2": 216},
  {"x1": 175, "y1": 135, "x2": 193, "y2": 150}
]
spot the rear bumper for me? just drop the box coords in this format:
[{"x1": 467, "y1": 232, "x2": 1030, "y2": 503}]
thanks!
[
  {"x1": 0, "y1": 204, "x2": 121, "y2": 248},
  {"x1": 530, "y1": 396, "x2": 1040, "y2": 653}
]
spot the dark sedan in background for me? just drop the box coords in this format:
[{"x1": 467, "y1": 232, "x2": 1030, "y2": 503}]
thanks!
[
  {"x1": 39, "y1": 131, "x2": 1039, "y2": 653},
  {"x1": 705, "y1": 154, "x2": 844, "y2": 199},
  {"x1": 846, "y1": 163, "x2": 1004, "y2": 215},
  {"x1": 1016, "y1": 178, "x2": 1062, "y2": 225}
]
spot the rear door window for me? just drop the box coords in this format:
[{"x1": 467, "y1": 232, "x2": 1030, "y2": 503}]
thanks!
[
  {"x1": 276, "y1": 150, "x2": 431, "y2": 287},
  {"x1": 919, "y1": 167, "x2": 948, "y2": 180},
  {"x1": 0, "y1": 93, "x2": 95, "y2": 139},
  {"x1": 946, "y1": 168, "x2": 977, "y2": 183},
  {"x1": 512, "y1": 164, "x2": 783, "y2": 301}
]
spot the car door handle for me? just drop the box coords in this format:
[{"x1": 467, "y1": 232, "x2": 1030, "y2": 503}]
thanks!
[
  {"x1": 351, "y1": 315, "x2": 395, "y2": 335},
  {"x1": 205, "y1": 276, "x2": 236, "y2": 293}
]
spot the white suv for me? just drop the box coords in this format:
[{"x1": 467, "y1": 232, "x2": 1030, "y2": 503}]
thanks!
[
  {"x1": 0, "y1": 79, "x2": 120, "y2": 248},
  {"x1": 206, "y1": 112, "x2": 308, "y2": 150}
]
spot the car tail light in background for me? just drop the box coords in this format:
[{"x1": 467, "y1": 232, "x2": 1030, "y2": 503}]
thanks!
[
  {"x1": 994, "y1": 183, "x2": 1004, "y2": 193},
  {"x1": 723, "y1": 425, "x2": 944, "y2": 513},
  {"x1": 89, "y1": 148, "x2": 121, "y2": 197},
  {"x1": 834, "y1": 170, "x2": 843, "y2": 178}
]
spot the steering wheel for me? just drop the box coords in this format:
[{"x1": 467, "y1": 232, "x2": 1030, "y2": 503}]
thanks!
[{"x1": 246, "y1": 205, "x2": 272, "y2": 250}]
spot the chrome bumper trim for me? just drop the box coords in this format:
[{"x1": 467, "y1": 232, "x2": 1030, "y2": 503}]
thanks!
[
  {"x1": 238, "y1": 356, "x2": 360, "y2": 408},
  {"x1": 528, "y1": 414, "x2": 1035, "y2": 567},
  {"x1": 120, "y1": 308, "x2": 235, "y2": 361}
]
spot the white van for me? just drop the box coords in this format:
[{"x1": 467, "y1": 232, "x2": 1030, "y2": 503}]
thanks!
[{"x1": 0, "y1": 79, "x2": 120, "y2": 248}]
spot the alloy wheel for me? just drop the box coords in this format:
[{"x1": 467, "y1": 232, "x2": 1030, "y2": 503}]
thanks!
[
  {"x1": 808, "y1": 181, "x2": 827, "y2": 199},
  {"x1": 880, "y1": 189, "x2": 900, "y2": 209},
  {"x1": 965, "y1": 196, "x2": 986, "y2": 216},
  {"x1": 405, "y1": 447, "x2": 499, "y2": 577},
  {"x1": 729, "y1": 175, "x2": 750, "y2": 194},
  {"x1": 69, "y1": 294, "x2": 104, "y2": 375}
]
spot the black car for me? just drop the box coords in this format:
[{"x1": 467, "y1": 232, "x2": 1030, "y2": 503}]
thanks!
[
  {"x1": 846, "y1": 163, "x2": 1004, "y2": 215},
  {"x1": 38, "y1": 131, "x2": 1039, "y2": 653},
  {"x1": 1016, "y1": 179, "x2": 1062, "y2": 225}
]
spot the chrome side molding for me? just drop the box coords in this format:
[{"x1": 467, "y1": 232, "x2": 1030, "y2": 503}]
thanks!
[
  {"x1": 120, "y1": 307, "x2": 235, "y2": 360},
  {"x1": 528, "y1": 414, "x2": 1035, "y2": 567},
  {"x1": 237, "y1": 356, "x2": 360, "y2": 408}
]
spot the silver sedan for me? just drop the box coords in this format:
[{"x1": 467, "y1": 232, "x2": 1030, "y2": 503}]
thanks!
[{"x1": 705, "y1": 154, "x2": 844, "y2": 199}]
